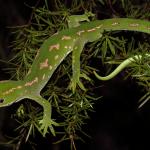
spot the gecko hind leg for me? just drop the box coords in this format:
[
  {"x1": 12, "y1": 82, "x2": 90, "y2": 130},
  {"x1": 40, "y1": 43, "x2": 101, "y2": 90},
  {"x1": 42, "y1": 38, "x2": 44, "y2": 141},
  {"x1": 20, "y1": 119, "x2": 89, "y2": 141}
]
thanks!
[{"x1": 28, "y1": 95, "x2": 59, "y2": 137}]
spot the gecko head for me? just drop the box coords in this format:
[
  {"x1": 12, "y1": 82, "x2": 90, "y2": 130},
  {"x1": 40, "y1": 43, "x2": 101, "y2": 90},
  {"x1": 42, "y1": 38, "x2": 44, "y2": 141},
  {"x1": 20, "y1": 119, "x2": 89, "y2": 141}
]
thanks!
[{"x1": 0, "y1": 80, "x2": 24, "y2": 107}]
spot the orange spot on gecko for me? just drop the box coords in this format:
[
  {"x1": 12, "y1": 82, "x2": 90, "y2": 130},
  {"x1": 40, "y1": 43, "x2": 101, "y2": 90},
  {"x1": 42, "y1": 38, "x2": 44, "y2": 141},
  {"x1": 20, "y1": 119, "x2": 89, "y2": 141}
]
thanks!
[
  {"x1": 77, "y1": 30, "x2": 85, "y2": 36},
  {"x1": 3, "y1": 86, "x2": 22, "y2": 96},
  {"x1": 17, "y1": 86, "x2": 22, "y2": 89},
  {"x1": 49, "y1": 44, "x2": 60, "y2": 51},
  {"x1": 3, "y1": 91, "x2": 9, "y2": 95},
  {"x1": 61, "y1": 35, "x2": 71, "y2": 40},
  {"x1": 49, "y1": 65, "x2": 53, "y2": 70},
  {"x1": 55, "y1": 55, "x2": 59, "y2": 60},
  {"x1": 40, "y1": 58, "x2": 49, "y2": 70},
  {"x1": 25, "y1": 77, "x2": 38, "y2": 87},
  {"x1": 68, "y1": 46, "x2": 72, "y2": 49},
  {"x1": 64, "y1": 45, "x2": 72, "y2": 49},
  {"x1": 74, "y1": 46, "x2": 78, "y2": 50},
  {"x1": 87, "y1": 28, "x2": 96, "y2": 32},
  {"x1": 111, "y1": 22, "x2": 119, "y2": 26},
  {"x1": 129, "y1": 23, "x2": 139, "y2": 27},
  {"x1": 96, "y1": 25, "x2": 103, "y2": 29}
]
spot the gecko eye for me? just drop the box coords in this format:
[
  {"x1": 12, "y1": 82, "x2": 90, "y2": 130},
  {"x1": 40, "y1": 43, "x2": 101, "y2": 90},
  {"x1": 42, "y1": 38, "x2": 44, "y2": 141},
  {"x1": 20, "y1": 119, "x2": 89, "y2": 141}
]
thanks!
[{"x1": 0, "y1": 99, "x2": 4, "y2": 103}]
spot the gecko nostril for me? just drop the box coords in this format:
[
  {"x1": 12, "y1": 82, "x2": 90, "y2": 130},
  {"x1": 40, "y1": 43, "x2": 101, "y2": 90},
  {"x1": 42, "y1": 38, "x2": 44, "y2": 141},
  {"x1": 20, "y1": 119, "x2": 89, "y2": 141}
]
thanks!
[{"x1": 0, "y1": 99, "x2": 4, "y2": 103}]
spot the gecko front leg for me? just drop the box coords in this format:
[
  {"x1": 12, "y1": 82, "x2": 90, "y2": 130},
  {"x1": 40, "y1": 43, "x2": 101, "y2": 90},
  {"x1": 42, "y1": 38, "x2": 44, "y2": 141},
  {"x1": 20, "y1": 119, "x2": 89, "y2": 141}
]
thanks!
[
  {"x1": 70, "y1": 40, "x2": 90, "y2": 93},
  {"x1": 67, "y1": 11, "x2": 95, "y2": 28}
]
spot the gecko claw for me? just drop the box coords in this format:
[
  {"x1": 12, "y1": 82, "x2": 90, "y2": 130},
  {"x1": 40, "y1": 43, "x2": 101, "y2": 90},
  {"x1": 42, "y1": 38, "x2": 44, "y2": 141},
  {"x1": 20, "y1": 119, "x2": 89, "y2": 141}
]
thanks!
[
  {"x1": 69, "y1": 73, "x2": 91, "y2": 93},
  {"x1": 39, "y1": 117, "x2": 59, "y2": 137}
]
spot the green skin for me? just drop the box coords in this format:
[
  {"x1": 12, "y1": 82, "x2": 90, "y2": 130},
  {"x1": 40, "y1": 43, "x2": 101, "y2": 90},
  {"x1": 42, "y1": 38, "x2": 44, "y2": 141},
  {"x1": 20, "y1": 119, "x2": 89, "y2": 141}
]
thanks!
[
  {"x1": 94, "y1": 54, "x2": 150, "y2": 80},
  {"x1": 0, "y1": 16, "x2": 150, "y2": 136}
]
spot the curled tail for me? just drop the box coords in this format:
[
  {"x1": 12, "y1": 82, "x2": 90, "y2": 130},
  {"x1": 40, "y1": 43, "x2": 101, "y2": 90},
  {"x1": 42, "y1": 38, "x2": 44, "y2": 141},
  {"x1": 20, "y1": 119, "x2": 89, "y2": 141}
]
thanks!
[{"x1": 94, "y1": 54, "x2": 150, "y2": 81}]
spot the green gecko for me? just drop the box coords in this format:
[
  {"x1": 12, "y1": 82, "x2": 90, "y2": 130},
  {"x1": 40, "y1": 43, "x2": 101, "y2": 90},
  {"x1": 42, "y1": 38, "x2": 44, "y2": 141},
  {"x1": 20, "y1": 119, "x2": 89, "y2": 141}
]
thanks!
[
  {"x1": 94, "y1": 54, "x2": 150, "y2": 81},
  {"x1": 67, "y1": 11, "x2": 95, "y2": 28},
  {"x1": 0, "y1": 15, "x2": 150, "y2": 136}
]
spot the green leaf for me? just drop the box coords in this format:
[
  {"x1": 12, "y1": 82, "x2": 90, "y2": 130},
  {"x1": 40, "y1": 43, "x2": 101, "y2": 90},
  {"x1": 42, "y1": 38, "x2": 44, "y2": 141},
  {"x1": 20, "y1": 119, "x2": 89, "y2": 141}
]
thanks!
[{"x1": 107, "y1": 38, "x2": 116, "y2": 55}]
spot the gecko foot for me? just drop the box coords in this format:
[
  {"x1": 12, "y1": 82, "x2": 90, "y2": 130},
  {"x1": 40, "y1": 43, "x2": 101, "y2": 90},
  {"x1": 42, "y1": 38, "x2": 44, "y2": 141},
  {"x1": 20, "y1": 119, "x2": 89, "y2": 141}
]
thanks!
[
  {"x1": 39, "y1": 116, "x2": 59, "y2": 137},
  {"x1": 70, "y1": 73, "x2": 91, "y2": 93}
]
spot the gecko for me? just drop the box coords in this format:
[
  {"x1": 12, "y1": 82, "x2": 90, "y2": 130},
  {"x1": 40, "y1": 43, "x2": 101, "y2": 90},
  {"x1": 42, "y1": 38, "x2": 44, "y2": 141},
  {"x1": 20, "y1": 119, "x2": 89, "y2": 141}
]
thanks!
[{"x1": 0, "y1": 14, "x2": 150, "y2": 136}]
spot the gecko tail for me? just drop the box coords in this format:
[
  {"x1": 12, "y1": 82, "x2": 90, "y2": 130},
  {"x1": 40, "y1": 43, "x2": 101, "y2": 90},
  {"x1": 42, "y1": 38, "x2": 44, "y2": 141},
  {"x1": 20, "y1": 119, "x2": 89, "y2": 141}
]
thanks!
[
  {"x1": 93, "y1": 71, "x2": 117, "y2": 81},
  {"x1": 94, "y1": 53, "x2": 150, "y2": 81}
]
